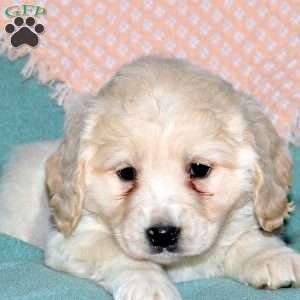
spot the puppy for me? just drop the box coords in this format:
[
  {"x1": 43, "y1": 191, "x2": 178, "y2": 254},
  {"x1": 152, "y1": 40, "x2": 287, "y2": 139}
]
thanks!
[{"x1": 0, "y1": 56, "x2": 299, "y2": 299}]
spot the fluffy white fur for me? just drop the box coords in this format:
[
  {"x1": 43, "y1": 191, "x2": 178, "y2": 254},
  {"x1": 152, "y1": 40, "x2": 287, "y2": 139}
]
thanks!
[{"x1": 0, "y1": 56, "x2": 299, "y2": 299}]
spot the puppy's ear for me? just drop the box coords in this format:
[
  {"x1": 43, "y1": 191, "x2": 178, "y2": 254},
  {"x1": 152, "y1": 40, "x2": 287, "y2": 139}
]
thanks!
[
  {"x1": 46, "y1": 109, "x2": 86, "y2": 235},
  {"x1": 251, "y1": 119, "x2": 294, "y2": 232}
]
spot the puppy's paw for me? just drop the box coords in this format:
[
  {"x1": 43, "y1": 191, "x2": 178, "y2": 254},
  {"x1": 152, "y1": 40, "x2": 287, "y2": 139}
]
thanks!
[
  {"x1": 241, "y1": 250, "x2": 300, "y2": 289},
  {"x1": 113, "y1": 270, "x2": 182, "y2": 300}
]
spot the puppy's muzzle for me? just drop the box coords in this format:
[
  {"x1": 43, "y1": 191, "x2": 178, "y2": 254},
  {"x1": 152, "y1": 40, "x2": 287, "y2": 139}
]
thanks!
[{"x1": 145, "y1": 225, "x2": 181, "y2": 253}]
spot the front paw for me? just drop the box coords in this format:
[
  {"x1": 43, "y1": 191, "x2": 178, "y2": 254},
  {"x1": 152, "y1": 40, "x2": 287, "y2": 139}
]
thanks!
[
  {"x1": 113, "y1": 270, "x2": 182, "y2": 300},
  {"x1": 240, "y1": 250, "x2": 300, "y2": 289}
]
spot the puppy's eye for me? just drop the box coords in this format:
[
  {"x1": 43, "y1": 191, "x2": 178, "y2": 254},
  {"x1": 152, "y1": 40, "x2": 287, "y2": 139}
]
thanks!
[
  {"x1": 189, "y1": 163, "x2": 212, "y2": 179},
  {"x1": 117, "y1": 167, "x2": 136, "y2": 181}
]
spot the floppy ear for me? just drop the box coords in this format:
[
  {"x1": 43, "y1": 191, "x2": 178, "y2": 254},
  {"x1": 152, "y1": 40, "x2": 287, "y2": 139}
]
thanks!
[
  {"x1": 251, "y1": 119, "x2": 294, "y2": 232},
  {"x1": 46, "y1": 109, "x2": 86, "y2": 235}
]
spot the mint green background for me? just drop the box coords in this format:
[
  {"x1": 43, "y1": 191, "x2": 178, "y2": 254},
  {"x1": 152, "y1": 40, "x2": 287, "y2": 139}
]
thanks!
[
  {"x1": 0, "y1": 56, "x2": 300, "y2": 299},
  {"x1": 0, "y1": 56, "x2": 63, "y2": 172}
]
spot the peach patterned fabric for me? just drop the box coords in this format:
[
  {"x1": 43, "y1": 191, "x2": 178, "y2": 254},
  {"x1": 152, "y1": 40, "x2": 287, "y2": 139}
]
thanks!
[{"x1": 0, "y1": 0, "x2": 299, "y2": 143}]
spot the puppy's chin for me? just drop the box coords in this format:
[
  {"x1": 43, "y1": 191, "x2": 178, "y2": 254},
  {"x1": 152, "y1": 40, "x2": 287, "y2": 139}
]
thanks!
[
  {"x1": 143, "y1": 241, "x2": 216, "y2": 265},
  {"x1": 144, "y1": 251, "x2": 182, "y2": 265},
  {"x1": 120, "y1": 244, "x2": 213, "y2": 266},
  {"x1": 121, "y1": 247, "x2": 183, "y2": 265}
]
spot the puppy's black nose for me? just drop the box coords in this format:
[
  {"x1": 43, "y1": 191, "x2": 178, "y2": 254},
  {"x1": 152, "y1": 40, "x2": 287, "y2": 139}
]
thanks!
[{"x1": 146, "y1": 225, "x2": 181, "y2": 252}]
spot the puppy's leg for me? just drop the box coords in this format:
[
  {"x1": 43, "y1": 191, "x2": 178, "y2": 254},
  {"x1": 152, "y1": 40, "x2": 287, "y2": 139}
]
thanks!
[
  {"x1": 45, "y1": 227, "x2": 182, "y2": 300},
  {"x1": 224, "y1": 230, "x2": 300, "y2": 289}
]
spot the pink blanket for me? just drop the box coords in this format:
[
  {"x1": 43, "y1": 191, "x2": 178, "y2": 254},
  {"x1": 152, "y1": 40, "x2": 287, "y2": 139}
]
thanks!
[{"x1": 0, "y1": 1, "x2": 299, "y2": 144}]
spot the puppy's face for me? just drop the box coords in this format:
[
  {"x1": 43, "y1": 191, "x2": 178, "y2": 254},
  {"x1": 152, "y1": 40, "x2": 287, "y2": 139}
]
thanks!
[
  {"x1": 84, "y1": 90, "x2": 254, "y2": 265},
  {"x1": 47, "y1": 58, "x2": 291, "y2": 266}
]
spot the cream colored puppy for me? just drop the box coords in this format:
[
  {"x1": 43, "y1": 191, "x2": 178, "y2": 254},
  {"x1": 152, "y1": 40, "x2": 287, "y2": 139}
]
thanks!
[{"x1": 0, "y1": 56, "x2": 299, "y2": 299}]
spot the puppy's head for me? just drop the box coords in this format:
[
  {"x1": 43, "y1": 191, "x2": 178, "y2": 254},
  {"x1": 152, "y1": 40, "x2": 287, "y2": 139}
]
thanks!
[{"x1": 46, "y1": 57, "x2": 292, "y2": 264}]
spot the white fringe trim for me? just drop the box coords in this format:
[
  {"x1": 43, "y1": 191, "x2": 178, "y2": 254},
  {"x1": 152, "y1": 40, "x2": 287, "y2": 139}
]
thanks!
[
  {"x1": 50, "y1": 82, "x2": 73, "y2": 105},
  {"x1": 0, "y1": 30, "x2": 74, "y2": 106}
]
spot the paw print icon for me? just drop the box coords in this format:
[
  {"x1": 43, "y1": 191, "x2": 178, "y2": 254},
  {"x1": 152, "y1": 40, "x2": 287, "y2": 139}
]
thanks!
[{"x1": 5, "y1": 17, "x2": 44, "y2": 47}]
